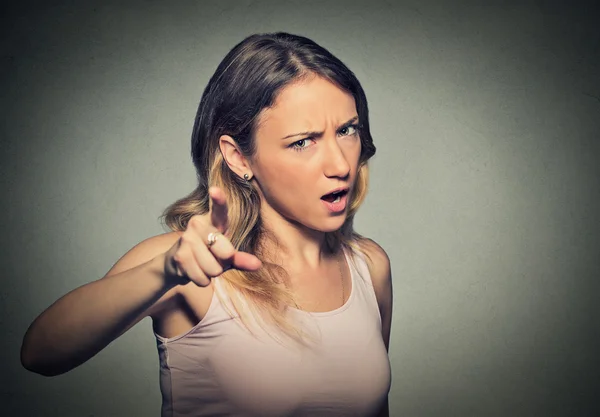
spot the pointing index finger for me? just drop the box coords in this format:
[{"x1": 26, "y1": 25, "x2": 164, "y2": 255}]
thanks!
[{"x1": 209, "y1": 187, "x2": 229, "y2": 232}]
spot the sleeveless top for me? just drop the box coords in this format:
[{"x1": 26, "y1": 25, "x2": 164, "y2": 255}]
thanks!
[{"x1": 154, "y1": 247, "x2": 391, "y2": 417}]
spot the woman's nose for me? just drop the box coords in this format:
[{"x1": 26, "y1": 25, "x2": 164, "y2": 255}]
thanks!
[{"x1": 323, "y1": 140, "x2": 351, "y2": 179}]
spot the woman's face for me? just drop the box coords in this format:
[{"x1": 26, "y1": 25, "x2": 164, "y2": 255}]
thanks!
[{"x1": 250, "y1": 75, "x2": 362, "y2": 233}]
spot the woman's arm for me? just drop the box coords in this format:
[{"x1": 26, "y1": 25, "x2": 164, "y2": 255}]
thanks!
[
  {"x1": 21, "y1": 194, "x2": 261, "y2": 378},
  {"x1": 20, "y1": 232, "x2": 181, "y2": 377},
  {"x1": 358, "y1": 238, "x2": 393, "y2": 417},
  {"x1": 358, "y1": 238, "x2": 393, "y2": 349}
]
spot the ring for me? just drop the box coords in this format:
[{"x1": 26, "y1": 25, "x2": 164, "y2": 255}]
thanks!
[{"x1": 207, "y1": 232, "x2": 220, "y2": 248}]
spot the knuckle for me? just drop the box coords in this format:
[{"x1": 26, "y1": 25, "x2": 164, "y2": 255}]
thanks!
[
  {"x1": 211, "y1": 233, "x2": 230, "y2": 249},
  {"x1": 222, "y1": 245, "x2": 236, "y2": 257},
  {"x1": 191, "y1": 272, "x2": 211, "y2": 287},
  {"x1": 199, "y1": 256, "x2": 221, "y2": 277},
  {"x1": 217, "y1": 241, "x2": 236, "y2": 257},
  {"x1": 206, "y1": 265, "x2": 224, "y2": 278},
  {"x1": 172, "y1": 252, "x2": 183, "y2": 265},
  {"x1": 188, "y1": 215, "x2": 204, "y2": 229},
  {"x1": 195, "y1": 279, "x2": 211, "y2": 288},
  {"x1": 221, "y1": 251, "x2": 236, "y2": 265},
  {"x1": 173, "y1": 249, "x2": 191, "y2": 266},
  {"x1": 180, "y1": 233, "x2": 195, "y2": 245}
]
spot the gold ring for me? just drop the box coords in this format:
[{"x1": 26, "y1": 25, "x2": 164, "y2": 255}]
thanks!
[{"x1": 207, "y1": 232, "x2": 220, "y2": 247}]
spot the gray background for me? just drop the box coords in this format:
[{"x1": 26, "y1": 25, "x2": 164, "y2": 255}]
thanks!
[{"x1": 2, "y1": 0, "x2": 599, "y2": 416}]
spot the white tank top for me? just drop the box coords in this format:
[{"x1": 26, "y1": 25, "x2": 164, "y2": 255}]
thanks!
[{"x1": 154, "y1": 247, "x2": 391, "y2": 416}]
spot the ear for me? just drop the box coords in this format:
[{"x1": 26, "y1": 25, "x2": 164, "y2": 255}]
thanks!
[{"x1": 219, "y1": 135, "x2": 252, "y2": 179}]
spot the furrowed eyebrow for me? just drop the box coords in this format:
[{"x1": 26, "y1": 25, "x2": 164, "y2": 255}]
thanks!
[{"x1": 280, "y1": 116, "x2": 359, "y2": 140}]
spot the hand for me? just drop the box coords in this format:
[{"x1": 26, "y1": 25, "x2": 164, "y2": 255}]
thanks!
[{"x1": 163, "y1": 187, "x2": 262, "y2": 287}]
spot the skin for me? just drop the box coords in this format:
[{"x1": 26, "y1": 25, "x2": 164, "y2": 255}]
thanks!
[
  {"x1": 220, "y1": 74, "x2": 361, "y2": 265},
  {"x1": 221, "y1": 74, "x2": 393, "y2": 415},
  {"x1": 21, "y1": 72, "x2": 392, "y2": 416}
]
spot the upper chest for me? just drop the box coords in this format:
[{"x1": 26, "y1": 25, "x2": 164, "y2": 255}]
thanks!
[
  {"x1": 156, "y1": 255, "x2": 390, "y2": 416},
  {"x1": 200, "y1": 290, "x2": 389, "y2": 416}
]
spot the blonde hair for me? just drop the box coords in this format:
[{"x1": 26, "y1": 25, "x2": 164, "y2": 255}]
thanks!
[
  {"x1": 160, "y1": 32, "x2": 376, "y2": 346},
  {"x1": 161, "y1": 153, "x2": 373, "y2": 346}
]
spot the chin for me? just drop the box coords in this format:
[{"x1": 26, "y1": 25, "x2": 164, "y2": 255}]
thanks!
[
  {"x1": 287, "y1": 206, "x2": 348, "y2": 233},
  {"x1": 315, "y1": 214, "x2": 348, "y2": 233}
]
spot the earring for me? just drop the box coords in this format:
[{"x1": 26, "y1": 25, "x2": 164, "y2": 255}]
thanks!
[{"x1": 243, "y1": 173, "x2": 251, "y2": 181}]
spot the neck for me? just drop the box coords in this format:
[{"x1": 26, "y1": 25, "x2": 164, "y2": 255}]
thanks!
[{"x1": 259, "y1": 205, "x2": 335, "y2": 270}]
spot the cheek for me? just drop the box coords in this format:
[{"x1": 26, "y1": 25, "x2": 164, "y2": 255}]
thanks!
[
  {"x1": 259, "y1": 156, "x2": 314, "y2": 199},
  {"x1": 345, "y1": 138, "x2": 362, "y2": 170},
  {"x1": 259, "y1": 160, "x2": 326, "y2": 221}
]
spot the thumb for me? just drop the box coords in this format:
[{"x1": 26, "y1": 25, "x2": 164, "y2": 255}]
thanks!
[{"x1": 230, "y1": 251, "x2": 263, "y2": 272}]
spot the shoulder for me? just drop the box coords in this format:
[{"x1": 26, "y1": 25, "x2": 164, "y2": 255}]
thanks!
[
  {"x1": 355, "y1": 237, "x2": 393, "y2": 312},
  {"x1": 355, "y1": 238, "x2": 391, "y2": 288},
  {"x1": 355, "y1": 237, "x2": 393, "y2": 350}
]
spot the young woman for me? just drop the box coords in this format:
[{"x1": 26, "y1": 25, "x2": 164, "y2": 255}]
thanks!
[{"x1": 21, "y1": 32, "x2": 393, "y2": 417}]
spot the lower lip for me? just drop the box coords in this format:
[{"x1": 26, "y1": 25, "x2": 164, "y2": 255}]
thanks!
[{"x1": 321, "y1": 193, "x2": 348, "y2": 213}]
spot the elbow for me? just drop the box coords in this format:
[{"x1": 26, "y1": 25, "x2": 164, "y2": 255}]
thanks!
[
  {"x1": 20, "y1": 343, "x2": 43, "y2": 375},
  {"x1": 20, "y1": 333, "x2": 36, "y2": 371},
  {"x1": 20, "y1": 342, "x2": 48, "y2": 376},
  {"x1": 21, "y1": 352, "x2": 65, "y2": 377},
  {"x1": 20, "y1": 336, "x2": 65, "y2": 377}
]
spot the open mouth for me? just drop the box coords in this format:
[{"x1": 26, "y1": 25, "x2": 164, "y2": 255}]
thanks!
[{"x1": 321, "y1": 188, "x2": 348, "y2": 203}]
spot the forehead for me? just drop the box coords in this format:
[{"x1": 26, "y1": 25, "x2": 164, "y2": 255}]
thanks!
[{"x1": 256, "y1": 75, "x2": 357, "y2": 136}]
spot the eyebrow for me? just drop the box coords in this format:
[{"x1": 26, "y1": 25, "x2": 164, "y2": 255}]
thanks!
[{"x1": 280, "y1": 116, "x2": 359, "y2": 140}]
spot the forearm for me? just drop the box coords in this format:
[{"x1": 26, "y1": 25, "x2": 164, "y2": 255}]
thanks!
[{"x1": 21, "y1": 254, "x2": 173, "y2": 376}]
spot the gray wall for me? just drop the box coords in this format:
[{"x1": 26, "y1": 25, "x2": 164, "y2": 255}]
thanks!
[{"x1": 2, "y1": 1, "x2": 599, "y2": 416}]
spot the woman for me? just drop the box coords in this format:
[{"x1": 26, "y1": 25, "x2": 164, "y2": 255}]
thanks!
[{"x1": 21, "y1": 32, "x2": 393, "y2": 417}]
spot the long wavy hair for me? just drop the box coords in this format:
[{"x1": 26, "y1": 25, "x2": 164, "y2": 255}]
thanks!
[{"x1": 161, "y1": 32, "x2": 376, "y2": 345}]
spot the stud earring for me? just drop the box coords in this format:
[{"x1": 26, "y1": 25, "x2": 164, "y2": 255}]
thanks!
[{"x1": 243, "y1": 173, "x2": 251, "y2": 181}]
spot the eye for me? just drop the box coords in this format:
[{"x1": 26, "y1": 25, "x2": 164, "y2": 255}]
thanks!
[
  {"x1": 338, "y1": 123, "x2": 359, "y2": 137},
  {"x1": 289, "y1": 138, "x2": 314, "y2": 152}
]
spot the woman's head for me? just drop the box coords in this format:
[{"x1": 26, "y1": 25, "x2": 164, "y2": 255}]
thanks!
[
  {"x1": 189, "y1": 32, "x2": 376, "y2": 247},
  {"x1": 163, "y1": 32, "x2": 377, "y2": 343}
]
